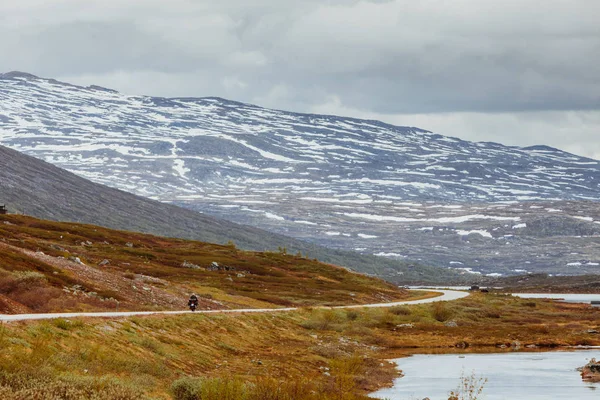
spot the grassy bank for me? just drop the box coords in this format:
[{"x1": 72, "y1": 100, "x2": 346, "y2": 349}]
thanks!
[
  {"x1": 0, "y1": 292, "x2": 599, "y2": 398},
  {"x1": 0, "y1": 311, "x2": 396, "y2": 399}
]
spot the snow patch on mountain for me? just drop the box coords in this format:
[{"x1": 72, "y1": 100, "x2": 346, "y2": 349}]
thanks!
[
  {"x1": 456, "y1": 229, "x2": 493, "y2": 238},
  {"x1": 2, "y1": 72, "x2": 600, "y2": 277}
]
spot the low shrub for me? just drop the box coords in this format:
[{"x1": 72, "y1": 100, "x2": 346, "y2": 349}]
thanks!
[
  {"x1": 11, "y1": 287, "x2": 63, "y2": 311},
  {"x1": 301, "y1": 309, "x2": 344, "y2": 331},
  {"x1": 249, "y1": 376, "x2": 317, "y2": 400},
  {"x1": 171, "y1": 376, "x2": 248, "y2": 400},
  {"x1": 11, "y1": 271, "x2": 48, "y2": 285},
  {"x1": 171, "y1": 377, "x2": 204, "y2": 400},
  {"x1": 170, "y1": 362, "x2": 371, "y2": 400},
  {"x1": 432, "y1": 302, "x2": 454, "y2": 322},
  {"x1": 0, "y1": 371, "x2": 144, "y2": 400},
  {"x1": 388, "y1": 305, "x2": 412, "y2": 316},
  {"x1": 345, "y1": 310, "x2": 359, "y2": 321},
  {"x1": 448, "y1": 372, "x2": 487, "y2": 400}
]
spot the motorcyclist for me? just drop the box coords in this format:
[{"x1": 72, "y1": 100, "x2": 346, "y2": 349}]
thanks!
[{"x1": 188, "y1": 294, "x2": 199, "y2": 310}]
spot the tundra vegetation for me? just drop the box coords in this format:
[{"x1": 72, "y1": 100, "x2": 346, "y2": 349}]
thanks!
[
  {"x1": 0, "y1": 293, "x2": 598, "y2": 399},
  {"x1": 0, "y1": 215, "x2": 410, "y2": 313},
  {"x1": 0, "y1": 215, "x2": 599, "y2": 399}
]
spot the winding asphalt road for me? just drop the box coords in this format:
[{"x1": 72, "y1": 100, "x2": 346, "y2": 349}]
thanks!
[{"x1": 0, "y1": 289, "x2": 469, "y2": 322}]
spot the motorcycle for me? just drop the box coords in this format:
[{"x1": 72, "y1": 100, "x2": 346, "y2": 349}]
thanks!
[{"x1": 188, "y1": 295, "x2": 199, "y2": 312}]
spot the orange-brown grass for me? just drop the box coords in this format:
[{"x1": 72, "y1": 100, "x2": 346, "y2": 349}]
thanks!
[
  {"x1": 0, "y1": 310, "x2": 397, "y2": 399},
  {"x1": 0, "y1": 214, "x2": 407, "y2": 313},
  {"x1": 305, "y1": 293, "x2": 600, "y2": 351},
  {"x1": 0, "y1": 293, "x2": 597, "y2": 399}
]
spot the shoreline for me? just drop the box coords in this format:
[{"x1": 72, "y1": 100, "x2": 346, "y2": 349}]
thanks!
[{"x1": 370, "y1": 348, "x2": 600, "y2": 399}]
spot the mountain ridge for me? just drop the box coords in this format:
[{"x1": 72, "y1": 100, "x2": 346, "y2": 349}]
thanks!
[
  {"x1": 2, "y1": 70, "x2": 588, "y2": 159},
  {"x1": 1, "y1": 71, "x2": 599, "y2": 277},
  {"x1": 2, "y1": 71, "x2": 436, "y2": 137}
]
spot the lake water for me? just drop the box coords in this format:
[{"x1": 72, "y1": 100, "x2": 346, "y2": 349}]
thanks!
[
  {"x1": 411, "y1": 287, "x2": 600, "y2": 305},
  {"x1": 512, "y1": 293, "x2": 600, "y2": 304},
  {"x1": 370, "y1": 350, "x2": 600, "y2": 400}
]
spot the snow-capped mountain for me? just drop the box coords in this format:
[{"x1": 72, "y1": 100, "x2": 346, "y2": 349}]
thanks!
[
  {"x1": 2, "y1": 143, "x2": 460, "y2": 284},
  {"x1": 1, "y1": 71, "x2": 600, "y2": 276}
]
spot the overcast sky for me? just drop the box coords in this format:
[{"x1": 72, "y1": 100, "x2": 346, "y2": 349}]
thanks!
[{"x1": 2, "y1": 0, "x2": 599, "y2": 159}]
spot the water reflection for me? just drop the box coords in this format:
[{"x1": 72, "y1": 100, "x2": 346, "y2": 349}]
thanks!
[{"x1": 371, "y1": 350, "x2": 600, "y2": 400}]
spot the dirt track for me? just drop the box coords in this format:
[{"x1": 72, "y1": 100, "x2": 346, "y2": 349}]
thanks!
[{"x1": 0, "y1": 289, "x2": 469, "y2": 322}]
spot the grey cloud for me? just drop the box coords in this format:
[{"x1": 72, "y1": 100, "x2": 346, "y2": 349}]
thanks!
[
  {"x1": 3, "y1": 20, "x2": 219, "y2": 76},
  {"x1": 1, "y1": 0, "x2": 599, "y2": 158},
  {"x1": 267, "y1": 0, "x2": 600, "y2": 113},
  {"x1": 308, "y1": 99, "x2": 600, "y2": 161},
  {"x1": 2, "y1": 0, "x2": 598, "y2": 114}
]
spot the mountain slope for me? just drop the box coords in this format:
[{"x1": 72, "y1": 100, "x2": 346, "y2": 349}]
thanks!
[
  {"x1": 1, "y1": 71, "x2": 598, "y2": 204},
  {"x1": 0, "y1": 144, "x2": 457, "y2": 283},
  {"x1": 0, "y1": 213, "x2": 411, "y2": 314},
  {"x1": 1, "y1": 72, "x2": 599, "y2": 277}
]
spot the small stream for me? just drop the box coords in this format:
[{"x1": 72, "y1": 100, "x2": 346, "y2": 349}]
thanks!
[{"x1": 371, "y1": 350, "x2": 600, "y2": 400}]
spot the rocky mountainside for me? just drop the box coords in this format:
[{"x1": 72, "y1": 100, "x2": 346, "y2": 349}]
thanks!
[
  {"x1": 0, "y1": 144, "x2": 456, "y2": 283},
  {"x1": 1, "y1": 71, "x2": 599, "y2": 277}
]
